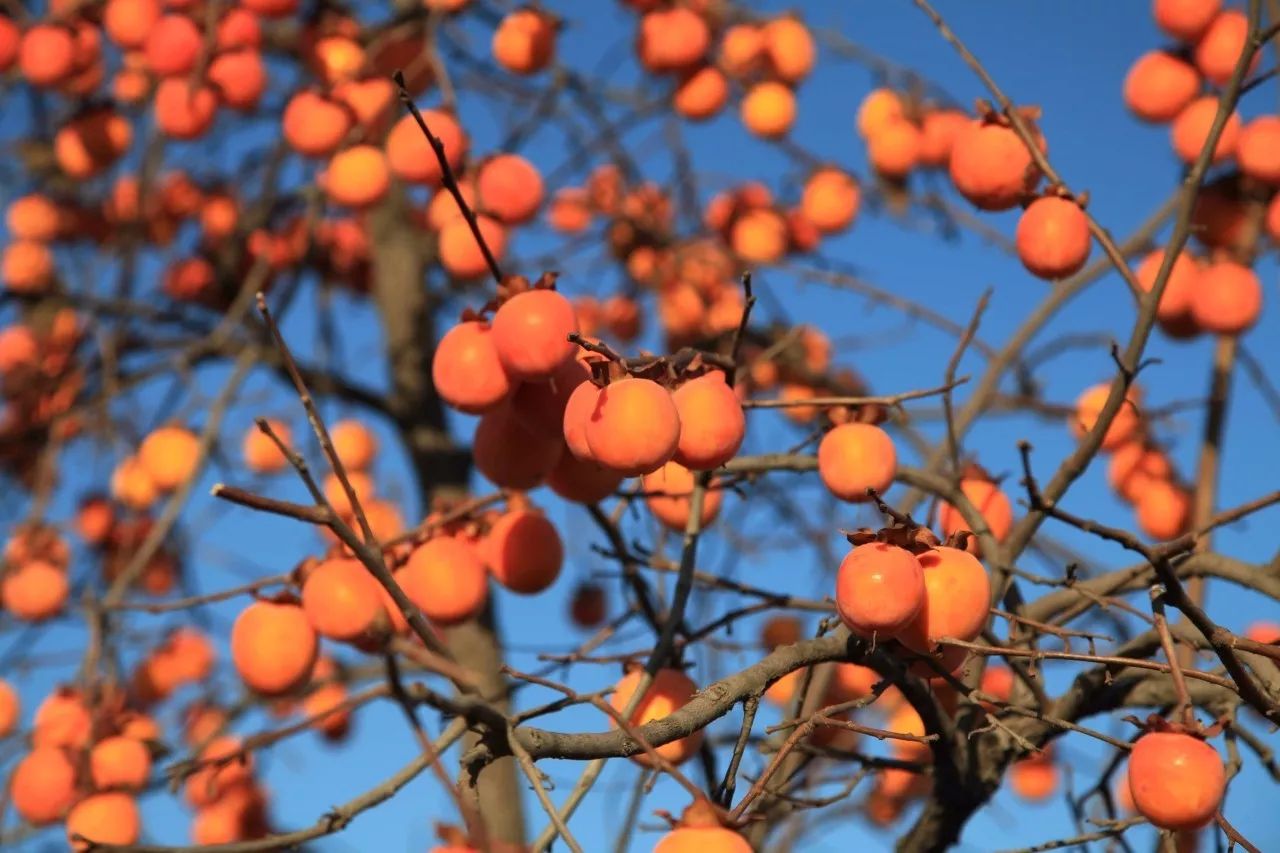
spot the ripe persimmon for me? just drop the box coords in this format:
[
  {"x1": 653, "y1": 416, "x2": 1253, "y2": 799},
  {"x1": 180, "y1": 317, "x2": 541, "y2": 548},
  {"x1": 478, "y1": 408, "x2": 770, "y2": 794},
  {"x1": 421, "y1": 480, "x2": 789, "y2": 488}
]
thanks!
[
  {"x1": 481, "y1": 509, "x2": 564, "y2": 594},
  {"x1": 0, "y1": 680, "x2": 18, "y2": 737},
  {"x1": 1108, "y1": 441, "x2": 1173, "y2": 503},
  {"x1": 836, "y1": 543, "x2": 925, "y2": 638},
  {"x1": 1193, "y1": 10, "x2": 1254, "y2": 87},
  {"x1": 741, "y1": 81, "x2": 796, "y2": 139},
  {"x1": 104, "y1": 0, "x2": 161, "y2": 50},
  {"x1": 209, "y1": 49, "x2": 266, "y2": 111},
  {"x1": 609, "y1": 667, "x2": 703, "y2": 766},
  {"x1": 154, "y1": 78, "x2": 218, "y2": 140},
  {"x1": 230, "y1": 599, "x2": 318, "y2": 695},
  {"x1": 1135, "y1": 248, "x2": 1201, "y2": 325},
  {"x1": 1009, "y1": 753, "x2": 1059, "y2": 802},
  {"x1": 10, "y1": 747, "x2": 77, "y2": 825},
  {"x1": 432, "y1": 320, "x2": 513, "y2": 414},
  {"x1": 547, "y1": 449, "x2": 624, "y2": 503},
  {"x1": 386, "y1": 110, "x2": 467, "y2": 185},
  {"x1": 671, "y1": 372, "x2": 745, "y2": 470},
  {"x1": 919, "y1": 108, "x2": 969, "y2": 167},
  {"x1": 490, "y1": 289, "x2": 578, "y2": 381},
  {"x1": 2, "y1": 240, "x2": 55, "y2": 293},
  {"x1": 304, "y1": 678, "x2": 352, "y2": 741},
  {"x1": 55, "y1": 109, "x2": 133, "y2": 178},
  {"x1": 144, "y1": 14, "x2": 201, "y2": 77},
  {"x1": 801, "y1": 168, "x2": 860, "y2": 234},
  {"x1": 1136, "y1": 479, "x2": 1192, "y2": 540},
  {"x1": 328, "y1": 419, "x2": 377, "y2": 472},
  {"x1": 3, "y1": 560, "x2": 69, "y2": 621},
  {"x1": 1070, "y1": 383, "x2": 1143, "y2": 451},
  {"x1": 282, "y1": 91, "x2": 352, "y2": 158},
  {"x1": 19, "y1": 25, "x2": 76, "y2": 87},
  {"x1": 1236, "y1": 116, "x2": 1280, "y2": 183},
  {"x1": 89, "y1": 736, "x2": 152, "y2": 791},
  {"x1": 949, "y1": 118, "x2": 1044, "y2": 211},
  {"x1": 730, "y1": 207, "x2": 788, "y2": 264},
  {"x1": 324, "y1": 145, "x2": 390, "y2": 208},
  {"x1": 1170, "y1": 96, "x2": 1240, "y2": 164},
  {"x1": 1190, "y1": 260, "x2": 1262, "y2": 335},
  {"x1": 762, "y1": 16, "x2": 815, "y2": 83},
  {"x1": 867, "y1": 118, "x2": 922, "y2": 179},
  {"x1": 856, "y1": 88, "x2": 905, "y2": 139},
  {"x1": 817, "y1": 422, "x2": 896, "y2": 502},
  {"x1": 1128, "y1": 732, "x2": 1224, "y2": 830},
  {"x1": 473, "y1": 403, "x2": 563, "y2": 489},
  {"x1": 1016, "y1": 196, "x2": 1091, "y2": 280},
  {"x1": 674, "y1": 65, "x2": 728, "y2": 121},
  {"x1": 831, "y1": 662, "x2": 880, "y2": 702},
  {"x1": 397, "y1": 536, "x2": 488, "y2": 624},
  {"x1": 896, "y1": 546, "x2": 991, "y2": 654},
  {"x1": 938, "y1": 475, "x2": 1014, "y2": 550},
  {"x1": 1154, "y1": 0, "x2": 1222, "y2": 41},
  {"x1": 1124, "y1": 51, "x2": 1201, "y2": 123},
  {"x1": 720, "y1": 24, "x2": 763, "y2": 77},
  {"x1": 185, "y1": 735, "x2": 253, "y2": 807},
  {"x1": 7, "y1": 194, "x2": 61, "y2": 242},
  {"x1": 32, "y1": 688, "x2": 92, "y2": 749},
  {"x1": 493, "y1": 8, "x2": 555, "y2": 75},
  {"x1": 477, "y1": 154, "x2": 544, "y2": 225},
  {"x1": 242, "y1": 419, "x2": 291, "y2": 474},
  {"x1": 439, "y1": 215, "x2": 507, "y2": 280},
  {"x1": 643, "y1": 461, "x2": 723, "y2": 533},
  {"x1": 547, "y1": 188, "x2": 593, "y2": 233},
  {"x1": 302, "y1": 557, "x2": 388, "y2": 641},
  {"x1": 584, "y1": 377, "x2": 682, "y2": 476},
  {"x1": 637, "y1": 7, "x2": 709, "y2": 72},
  {"x1": 654, "y1": 798, "x2": 751, "y2": 852}
]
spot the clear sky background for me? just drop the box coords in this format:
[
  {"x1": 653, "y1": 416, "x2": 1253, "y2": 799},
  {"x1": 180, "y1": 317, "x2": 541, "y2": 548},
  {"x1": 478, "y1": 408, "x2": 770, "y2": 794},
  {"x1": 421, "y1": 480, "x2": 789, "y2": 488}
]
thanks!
[{"x1": 2, "y1": 1, "x2": 1278, "y2": 851}]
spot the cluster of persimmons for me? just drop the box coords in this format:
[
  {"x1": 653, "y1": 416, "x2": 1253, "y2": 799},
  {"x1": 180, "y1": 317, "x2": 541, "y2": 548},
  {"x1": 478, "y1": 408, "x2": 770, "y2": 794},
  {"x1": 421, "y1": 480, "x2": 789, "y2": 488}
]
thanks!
[{"x1": 0, "y1": 0, "x2": 1276, "y2": 850}]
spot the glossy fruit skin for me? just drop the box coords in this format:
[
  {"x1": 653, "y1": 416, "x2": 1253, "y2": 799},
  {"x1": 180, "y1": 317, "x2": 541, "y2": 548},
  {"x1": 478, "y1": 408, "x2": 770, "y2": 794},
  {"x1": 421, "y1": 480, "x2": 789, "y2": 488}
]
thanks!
[
  {"x1": 1123, "y1": 50, "x2": 1200, "y2": 123},
  {"x1": 432, "y1": 321, "x2": 513, "y2": 414},
  {"x1": 672, "y1": 373, "x2": 745, "y2": 470},
  {"x1": 490, "y1": 290, "x2": 578, "y2": 382},
  {"x1": 817, "y1": 423, "x2": 896, "y2": 502},
  {"x1": 608, "y1": 668, "x2": 703, "y2": 767},
  {"x1": 9, "y1": 746, "x2": 77, "y2": 825},
  {"x1": 643, "y1": 461, "x2": 723, "y2": 533},
  {"x1": 301, "y1": 558, "x2": 387, "y2": 641},
  {"x1": 481, "y1": 510, "x2": 564, "y2": 594},
  {"x1": 397, "y1": 536, "x2": 488, "y2": 625},
  {"x1": 1016, "y1": 197, "x2": 1091, "y2": 280},
  {"x1": 1128, "y1": 732, "x2": 1225, "y2": 830},
  {"x1": 583, "y1": 378, "x2": 682, "y2": 476},
  {"x1": 655, "y1": 825, "x2": 752, "y2": 853},
  {"x1": 835, "y1": 543, "x2": 925, "y2": 638},
  {"x1": 896, "y1": 546, "x2": 992, "y2": 654},
  {"x1": 230, "y1": 600, "x2": 318, "y2": 695}
]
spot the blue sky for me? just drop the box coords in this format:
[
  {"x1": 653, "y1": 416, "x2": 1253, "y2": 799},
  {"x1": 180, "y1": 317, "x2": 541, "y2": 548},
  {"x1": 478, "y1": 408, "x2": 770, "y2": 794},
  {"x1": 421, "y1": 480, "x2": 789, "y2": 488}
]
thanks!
[{"x1": 2, "y1": 1, "x2": 1278, "y2": 851}]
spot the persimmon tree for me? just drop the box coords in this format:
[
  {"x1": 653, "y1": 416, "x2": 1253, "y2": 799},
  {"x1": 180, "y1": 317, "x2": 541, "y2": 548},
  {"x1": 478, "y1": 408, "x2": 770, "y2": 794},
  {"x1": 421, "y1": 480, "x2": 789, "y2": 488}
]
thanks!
[{"x1": 0, "y1": 1, "x2": 1278, "y2": 851}]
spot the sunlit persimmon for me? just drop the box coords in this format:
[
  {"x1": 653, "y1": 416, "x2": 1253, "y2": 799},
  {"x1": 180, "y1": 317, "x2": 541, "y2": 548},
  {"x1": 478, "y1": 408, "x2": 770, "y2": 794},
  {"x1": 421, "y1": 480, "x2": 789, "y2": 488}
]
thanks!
[
  {"x1": 938, "y1": 476, "x2": 1014, "y2": 550},
  {"x1": 302, "y1": 557, "x2": 388, "y2": 641},
  {"x1": 432, "y1": 320, "x2": 513, "y2": 414},
  {"x1": 1108, "y1": 441, "x2": 1173, "y2": 503},
  {"x1": 209, "y1": 49, "x2": 267, "y2": 111},
  {"x1": 637, "y1": 6, "x2": 709, "y2": 72},
  {"x1": 1009, "y1": 753, "x2": 1059, "y2": 802},
  {"x1": 242, "y1": 419, "x2": 291, "y2": 474},
  {"x1": 719, "y1": 23, "x2": 763, "y2": 77},
  {"x1": 493, "y1": 8, "x2": 555, "y2": 75},
  {"x1": 386, "y1": 110, "x2": 467, "y2": 185},
  {"x1": 919, "y1": 108, "x2": 969, "y2": 167},
  {"x1": 1124, "y1": 51, "x2": 1201, "y2": 123},
  {"x1": 7, "y1": 194, "x2": 61, "y2": 242},
  {"x1": 642, "y1": 461, "x2": 723, "y2": 533},
  {"x1": 1135, "y1": 248, "x2": 1201, "y2": 325},
  {"x1": 1128, "y1": 732, "x2": 1224, "y2": 830},
  {"x1": 1071, "y1": 383, "x2": 1143, "y2": 450},
  {"x1": 439, "y1": 215, "x2": 507, "y2": 279},
  {"x1": 762, "y1": 16, "x2": 815, "y2": 83},
  {"x1": 490, "y1": 289, "x2": 578, "y2": 381},
  {"x1": 887, "y1": 702, "x2": 930, "y2": 762},
  {"x1": 283, "y1": 91, "x2": 352, "y2": 157},
  {"x1": 477, "y1": 153, "x2": 544, "y2": 225},
  {"x1": 818, "y1": 422, "x2": 896, "y2": 502},
  {"x1": 138, "y1": 424, "x2": 201, "y2": 492},
  {"x1": 741, "y1": 81, "x2": 796, "y2": 139},
  {"x1": 185, "y1": 735, "x2": 254, "y2": 807},
  {"x1": 2, "y1": 240, "x2": 54, "y2": 293},
  {"x1": 836, "y1": 543, "x2": 925, "y2": 638},
  {"x1": 144, "y1": 14, "x2": 201, "y2": 76},
  {"x1": 547, "y1": 188, "x2": 593, "y2": 233},
  {"x1": 1170, "y1": 96, "x2": 1240, "y2": 164},
  {"x1": 868, "y1": 118, "x2": 922, "y2": 179},
  {"x1": 230, "y1": 599, "x2": 318, "y2": 695},
  {"x1": 949, "y1": 118, "x2": 1044, "y2": 211},
  {"x1": 33, "y1": 688, "x2": 92, "y2": 749},
  {"x1": 1154, "y1": 0, "x2": 1222, "y2": 41},
  {"x1": 154, "y1": 78, "x2": 218, "y2": 140},
  {"x1": 10, "y1": 747, "x2": 77, "y2": 825},
  {"x1": 584, "y1": 377, "x2": 682, "y2": 476},
  {"x1": 303, "y1": 679, "x2": 351, "y2": 741},
  {"x1": 979, "y1": 665, "x2": 1015, "y2": 710},
  {"x1": 324, "y1": 145, "x2": 390, "y2": 208},
  {"x1": 104, "y1": 0, "x2": 161, "y2": 49},
  {"x1": 1136, "y1": 479, "x2": 1192, "y2": 540},
  {"x1": 831, "y1": 662, "x2": 880, "y2": 702},
  {"x1": 674, "y1": 65, "x2": 728, "y2": 121},
  {"x1": 562, "y1": 380, "x2": 602, "y2": 460},
  {"x1": 398, "y1": 536, "x2": 489, "y2": 625},
  {"x1": 730, "y1": 207, "x2": 788, "y2": 264},
  {"x1": 0, "y1": 680, "x2": 18, "y2": 737},
  {"x1": 671, "y1": 372, "x2": 745, "y2": 470},
  {"x1": 654, "y1": 798, "x2": 751, "y2": 852},
  {"x1": 1016, "y1": 196, "x2": 1091, "y2": 280},
  {"x1": 856, "y1": 88, "x2": 905, "y2": 140},
  {"x1": 801, "y1": 168, "x2": 860, "y2": 234},
  {"x1": 897, "y1": 546, "x2": 991, "y2": 654},
  {"x1": 3, "y1": 560, "x2": 69, "y2": 621},
  {"x1": 1193, "y1": 10, "x2": 1254, "y2": 87},
  {"x1": 1190, "y1": 260, "x2": 1262, "y2": 335},
  {"x1": 90, "y1": 736, "x2": 152, "y2": 791},
  {"x1": 19, "y1": 25, "x2": 76, "y2": 87},
  {"x1": 609, "y1": 667, "x2": 703, "y2": 766},
  {"x1": 481, "y1": 509, "x2": 564, "y2": 594},
  {"x1": 329, "y1": 419, "x2": 377, "y2": 471}
]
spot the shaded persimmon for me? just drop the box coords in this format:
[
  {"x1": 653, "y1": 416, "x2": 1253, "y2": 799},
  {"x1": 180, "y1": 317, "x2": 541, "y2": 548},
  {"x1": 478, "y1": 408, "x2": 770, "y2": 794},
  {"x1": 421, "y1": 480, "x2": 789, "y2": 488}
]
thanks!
[
  {"x1": 0, "y1": 16, "x2": 14, "y2": 73},
  {"x1": 10, "y1": 747, "x2": 77, "y2": 825},
  {"x1": 473, "y1": 404, "x2": 563, "y2": 489},
  {"x1": 511, "y1": 356, "x2": 589, "y2": 440},
  {"x1": 154, "y1": 78, "x2": 218, "y2": 140},
  {"x1": 836, "y1": 543, "x2": 925, "y2": 638},
  {"x1": 230, "y1": 598, "x2": 318, "y2": 695},
  {"x1": 1170, "y1": 96, "x2": 1240, "y2": 164},
  {"x1": 2, "y1": 560, "x2": 69, "y2": 621},
  {"x1": 386, "y1": 110, "x2": 467, "y2": 186},
  {"x1": 439, "y1": 215, "x2": 507, "y2": 280},
  {"x1": 302, "y1": 557, "x2": 388, "y2": 642},
  {"x1": 209, "y1": 49, "x2": 267, "y2": 111},
  {"x1": 562, "y1": 379, "x2": 602, "y2": 460},
  {"x1": 608, "y1": 666, "x2": 703, "y2": 766},
  {"x1": 547, "y1": 188, "x2": 593, "y2": 233},
  {"x1": 1190, "y1": 260, "x2": 1262, "y2": 335},
  {"x1": 949, "y1": 117, "x2": 1044, "y2": 211},
  {"x1": 190, "y1": 780, "x2": 269, "y2": 844},
  {"x1": 89, "y1": 735, "x2": 151, "y2": 791},
  {"x1": 671, "y1": 372, "x2": 745, "y2": 470},
  {"x1": 1136, "y1": 479, "x2": 1192, "y2": 541},
  {"x1": 303, "y1": 679, "x2": 352, "y2": 742},
  {"x1": 897, "y1": 546, "x2": 991, "y2": 655},
  {"x1": 282, "y1": 91, "x2": 353, "y2": 158},
  {"x1": 481, "y1": 509, "x2": 564, "y2": 594},
  {"x1": 831, "y1": 662, "x2": 881, "y2": 702},
  {"x1": 584, "y1": 377, "x2": 682, "y2": 476},
  {"x1": 1015, "y1": 196, "x2": 1091, "y2": 280},
  {"x1": 1070, "y1": 383, "x2": 1143, "y2": 450},
  {"x1": 491, "y1": 288, "x2": 578, "y2": 381},
  {"x1": 1128, "y1": 731, "x2": 1224, "y2": 830},
  {"x1": 1124, "y1": 51, "x2": 1200, "y2": 123},
  {"x1": 397, "y1": 536, "x2": 488, "y2": 625},
  {"x1": 741, "y1": 81, "x2": 796, "y2": 139},
  {"x1": 33, "y1": 688, "x2": 92, "y2": 749},
  {"x1": 643, "y1": 461, "x2": 723, "y2": 533},
  {"x1": 55, "y1": 109, "x2": 133, "y2": 179},
  {"x1": 817, "y1": 422, "x2": 896, "y2": 502},
  {"x1": 1154, "y1": 0, "x2": 1222, "y2": 41},
  {"x1": 674, "y1": 65, "x2": 728, "y2": 121},
  {"x1": 492, "y1": 8, "x2": 555, "y2": 75},
  {"x1": 432, "y1": 320, "x2": 513, "y2": 414},
  {"x1": 919, "y1": 108, "x2": 969, "y2": 167},
  {"x1": 637, "y1": 6, "x2": 709, "y2": 72},
  {"x1": 184, "y1": 735, "x2": 253, "y2": 807},
  {"x1": 326, "y1": 419, "x2": 376, "y2": 472},
  {"x1": 1009, "y1": 751, "x2": 1059, "y2": 802},
  {"x1": 719, "y1": 23, "x2": 763, "y2": 77}
]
